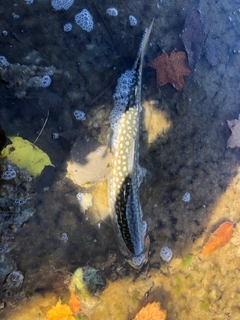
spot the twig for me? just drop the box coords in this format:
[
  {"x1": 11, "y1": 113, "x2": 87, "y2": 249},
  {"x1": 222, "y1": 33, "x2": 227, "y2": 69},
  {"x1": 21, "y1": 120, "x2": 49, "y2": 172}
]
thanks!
[{"x1": 33, "y1": 108, "x2": 49, "y2": 145}]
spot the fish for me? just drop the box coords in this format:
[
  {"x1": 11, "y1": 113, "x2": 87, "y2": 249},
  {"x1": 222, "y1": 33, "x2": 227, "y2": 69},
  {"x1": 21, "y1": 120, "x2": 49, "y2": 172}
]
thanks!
[{"x1": 108, "y1": 20, "x2": 154, "y2": 269}]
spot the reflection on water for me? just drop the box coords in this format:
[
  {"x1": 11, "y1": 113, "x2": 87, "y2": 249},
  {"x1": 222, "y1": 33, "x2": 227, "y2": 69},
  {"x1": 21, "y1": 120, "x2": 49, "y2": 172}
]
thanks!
[{"x1": 1, "y1": 0, "x2": 240, "y2": 319}]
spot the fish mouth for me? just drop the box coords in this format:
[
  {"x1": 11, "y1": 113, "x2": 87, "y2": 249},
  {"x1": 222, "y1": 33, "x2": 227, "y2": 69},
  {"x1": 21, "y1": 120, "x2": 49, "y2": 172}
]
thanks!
[{"x1": 125, "y1": 235, "x2": 150, "y2": 269}]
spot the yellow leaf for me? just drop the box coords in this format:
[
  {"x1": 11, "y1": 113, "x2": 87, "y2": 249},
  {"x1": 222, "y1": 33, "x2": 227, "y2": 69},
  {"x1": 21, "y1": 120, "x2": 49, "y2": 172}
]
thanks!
[
  {"x1": 44, "y1": 300, "x2": 75, "y2": 320},
  {"x1": 1, "y1": 136, "x2": 53, "y2": 177}
]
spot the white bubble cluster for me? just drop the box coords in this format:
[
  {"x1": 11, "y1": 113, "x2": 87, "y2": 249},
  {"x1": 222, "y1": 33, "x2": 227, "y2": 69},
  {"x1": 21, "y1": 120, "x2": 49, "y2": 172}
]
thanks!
[
  {"x1": 52, "y1": 132, "x2": 60, "y2": 139},
  {"x1": 41, "y1": 75, "x2": 52, "y2": 87},
  {"x1": 76, "y1": 193, "x2": 83, "y2": 201},
  {"x1": 132, "y1": 253, "x2": 145, "y2": 267},
  {"x1": 12, "y1": 13, "x2": 20, "y2": 19},
  {"x1": 25, "y1": 0, "x2": 34, "y2": 4},
  {"x1": 182, "y1": 192, "x2": 191, "y2": 202},
  {"x1": 106, "y1": 7, "x2": 118, "y2": 16},
  {"x1": 60, "y1": 232, "x2": 68, "y2": 242},
  {"x1": 75, "y1": 9, "x2": 93, "y2": 32},
  {"x1": 51, "y1": 0, "x2": 74, "y2": 10},
  {"x1": 109, "y1": 70, "x2": 134, "y2": 148},
  {"x1": 129, "y1": 15, "x2": 137, "y2": 26},
  {"x1": 63, "y1": 23, "x2": 72, "y2": 32},
  {"x1": 76, "y1": 192, "x2": 92, "y2": 212},
  {"x1": 73, "y1": 110, "x2": 86, "y2": 121},
  {"x1": 160, "y1": 246, "x2": 173, "y2": 262},
  {"x1": 1, "y1": 165, "x2": 16, "y2": 180},
  {"x1": 14, "y1": 199, "x2": 27, "y2": 205},
  {"x1": 0, "y1": 56, "x2": 9, "y2": 66},
  {"x1": 7, "y1": 271, "x2": 24, "y2": 288}
]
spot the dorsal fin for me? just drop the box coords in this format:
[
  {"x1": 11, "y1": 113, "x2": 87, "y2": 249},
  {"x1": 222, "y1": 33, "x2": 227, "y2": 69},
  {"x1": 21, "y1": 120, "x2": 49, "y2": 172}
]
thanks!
[{"x1": 133, "y1": 19, "x2": 154, "y2": 72}]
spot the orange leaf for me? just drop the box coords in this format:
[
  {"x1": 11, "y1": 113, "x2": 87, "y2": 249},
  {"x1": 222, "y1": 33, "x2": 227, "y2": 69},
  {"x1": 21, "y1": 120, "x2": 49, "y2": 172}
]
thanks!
[
  {"x1": 201, "y1": 221, "x2": 233, "y2": 254},
  {"x1": 134, "y1": 302, "x2": 167, "y2": 320},
  {"x1": 69, "y1": 291, "x2": 81, "y2": 314},
  {"x1": 43, "y1": 299, "x2": 74, "y2": 320}
]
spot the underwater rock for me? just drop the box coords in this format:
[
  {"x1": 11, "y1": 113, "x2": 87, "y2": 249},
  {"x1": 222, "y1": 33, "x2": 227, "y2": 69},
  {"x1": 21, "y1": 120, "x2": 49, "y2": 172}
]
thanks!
[
  {"x1": 181, "y1": 6, "x2": 205, "y2": 71},
  {"x1": 0, "y1": 158, "x2": 34, "y2": 258},
  {"x1": 67, "y1": 136, "x2": 112, "y2": 187},
  {"x1": 2, "y1": 270, "x2": 24, "y2": 298},
  {"x1": 0, "y1": 62, "x2": 56, "y2": 98},
  {"x1": 0, "y1": 254, "x2": 16, "y2": 282}
]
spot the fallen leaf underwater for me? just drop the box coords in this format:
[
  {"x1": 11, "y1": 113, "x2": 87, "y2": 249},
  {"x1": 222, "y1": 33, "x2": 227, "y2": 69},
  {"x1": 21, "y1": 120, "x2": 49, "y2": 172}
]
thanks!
[
  {"x1": 147, "y1": 51, "x2": 192, "y2": 91},
  {"x1": 1, "y1": 136, "x2": 53, "y2": 177},
  {"x1": 201, "y1": 221, "x2": 234, "y2": 255}
]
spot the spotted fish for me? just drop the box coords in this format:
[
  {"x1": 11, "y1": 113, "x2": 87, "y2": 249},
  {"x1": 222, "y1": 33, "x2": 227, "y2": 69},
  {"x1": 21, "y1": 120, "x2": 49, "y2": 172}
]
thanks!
[{"x1": 108, "y1": 20, "x2": 154, "y2": 269}]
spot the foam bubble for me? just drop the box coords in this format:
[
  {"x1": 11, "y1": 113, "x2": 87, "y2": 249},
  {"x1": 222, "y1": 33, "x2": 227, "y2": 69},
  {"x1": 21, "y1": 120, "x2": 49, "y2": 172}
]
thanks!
[
  {"x1": 132, "y1": 253, "x2": 145, "y2": 266},
  {"x1": 14, "y1": 199, "x2": 27, "y2": 205},
  {"x1": 182, "y1": 192, "x2": 190, "y2": 202},
  {"x1": 1, "y1": 165, "x2": 16, "y2": 180},
  {"x1": 129, "y1": 15, "x2": 137, "y2": 27},
  {"x1": 0, "y1": 56, "x2": 9, "y2": 66},
  {"x1": 41, "y1": 75, "x2": 52, "y2": 87},
  {"x1": 63, "y1": 23, "x2": 72, "y2": 32},
  {"x1": 52, "y1": 132, "x2": 60, "y2": 139},
  {"x1": 75, "y1": 9, "x2": 93, "y2": 32},
  {"x1": 109, "y1": 70, "x2": 134, "y2": 149},
  {"x1": 51, "y1": 0, "x2": 74, "y2": 11},
  {"x1": 160, "y1": 246, "x2": 172, "y2": 262},
  {"x1": 106, "y1": 8, "x2": 118, "y2": 17},
  {"x1": 60, "y1": 232, "x2": 68, "y2": 242},
  {"x1": 73, "y1": 110, "x2": 86, "y2": 121}
]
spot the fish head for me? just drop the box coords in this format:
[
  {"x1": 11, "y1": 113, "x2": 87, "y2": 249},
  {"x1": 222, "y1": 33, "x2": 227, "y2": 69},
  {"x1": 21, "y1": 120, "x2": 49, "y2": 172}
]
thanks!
[{"x1": 125, "y1": 234, "x2": 150, "y2": 269}]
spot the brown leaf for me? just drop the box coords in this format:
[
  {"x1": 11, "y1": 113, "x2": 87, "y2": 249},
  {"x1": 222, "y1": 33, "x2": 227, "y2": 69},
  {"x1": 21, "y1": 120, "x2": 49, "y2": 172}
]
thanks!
[{"x1": 148, "y1": 51, "x2": 192, "y2": 91}]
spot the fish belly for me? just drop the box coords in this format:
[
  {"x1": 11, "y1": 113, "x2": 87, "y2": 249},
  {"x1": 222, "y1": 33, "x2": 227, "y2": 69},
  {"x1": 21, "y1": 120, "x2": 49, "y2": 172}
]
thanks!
[{"x1": 109, "y1": 106, "x2": 149, "y2": 269}]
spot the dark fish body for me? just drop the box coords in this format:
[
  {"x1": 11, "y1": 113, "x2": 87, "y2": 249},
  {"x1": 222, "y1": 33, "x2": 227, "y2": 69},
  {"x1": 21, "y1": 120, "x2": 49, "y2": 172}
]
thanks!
[
  {"x1": 108, "y1": 21, "x2": 154, "y2": 269},
  {"x1": 182, "y1": 6, "x2": 205, "y2": 71}
]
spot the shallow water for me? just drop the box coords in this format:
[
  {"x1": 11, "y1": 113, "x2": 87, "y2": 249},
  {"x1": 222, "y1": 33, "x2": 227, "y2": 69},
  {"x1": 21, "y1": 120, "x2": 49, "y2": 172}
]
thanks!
[{"x1": 1, "y1": 0, "x2": 240, "y2": 319}]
